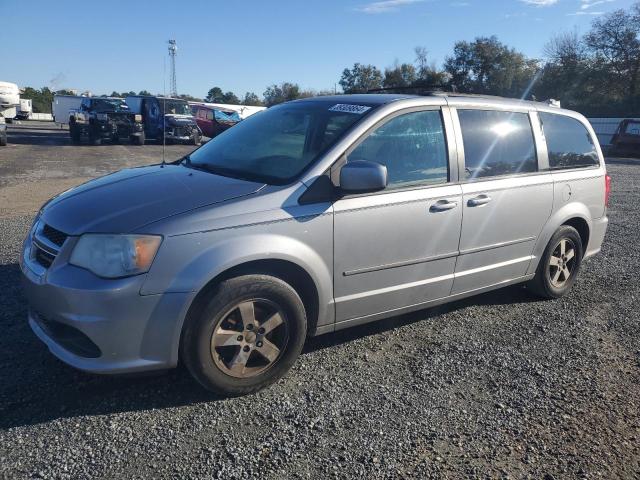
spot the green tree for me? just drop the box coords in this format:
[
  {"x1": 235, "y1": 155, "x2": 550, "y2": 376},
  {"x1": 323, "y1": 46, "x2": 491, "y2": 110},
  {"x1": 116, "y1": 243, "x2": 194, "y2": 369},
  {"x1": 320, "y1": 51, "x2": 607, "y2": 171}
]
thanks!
[
  {"x1": 263, "y1": 82, "x2": 305, "y2": 106},
  {"x1": 339, "y1": 63, "x2": 383, "y2": 93},
  {"x1": 383, "y1": 62, "x2": 417, "y2": 88},
  {"x1": 205, "y1": 87, "x2": 224, "y2": 102},
  {"x1": 138, "y1": 90, "x2": 152, "y2": 96},
  {"x1": 585, "y1": 6, "x2": 640, "y2": 110},
  {"x1": 242, "y1": 92, "x2": 263, "y2": 106},
  {"x1": 444, "y1": 36, "x2": 539, "y2": 97},
  {"x1": 221, "y1": 91, "x2": 239, "y2": 104}
]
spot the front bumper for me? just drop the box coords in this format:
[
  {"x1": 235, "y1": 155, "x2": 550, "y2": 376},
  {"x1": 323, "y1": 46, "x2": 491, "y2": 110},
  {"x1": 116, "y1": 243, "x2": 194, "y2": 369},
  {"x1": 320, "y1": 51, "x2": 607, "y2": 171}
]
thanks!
[{"x1": 21, "y1": 249, "x2": 195, "y2": 374}]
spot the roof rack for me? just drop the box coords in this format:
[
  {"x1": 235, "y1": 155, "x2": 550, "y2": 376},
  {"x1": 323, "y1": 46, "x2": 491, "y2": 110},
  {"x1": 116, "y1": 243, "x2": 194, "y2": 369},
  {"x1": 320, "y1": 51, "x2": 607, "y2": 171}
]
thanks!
[{"x1": 367, "y1": 85, "x2": 455, "y2": 95}]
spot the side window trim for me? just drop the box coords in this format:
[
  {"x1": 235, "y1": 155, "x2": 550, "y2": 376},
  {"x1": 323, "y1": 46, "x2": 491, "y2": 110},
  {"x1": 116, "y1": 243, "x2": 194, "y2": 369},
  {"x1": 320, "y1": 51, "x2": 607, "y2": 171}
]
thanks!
[
  {"x1": 530, "y1": 111, "x2": 550, "y2": 172},
  {"x1": 452, "y1": 107, "x2": 540, "y2": 183},
  {"x1": 331, "y1": 106, "x2": 456, "y2": 195}
]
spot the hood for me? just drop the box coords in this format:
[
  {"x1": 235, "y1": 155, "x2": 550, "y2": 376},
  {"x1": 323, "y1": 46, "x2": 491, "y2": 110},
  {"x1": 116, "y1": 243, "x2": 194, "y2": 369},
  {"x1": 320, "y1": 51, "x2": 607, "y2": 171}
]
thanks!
[
  {"x1": 41, "y1": 164, "x2": 265, "y2": 235},
  {"x1": 165, "y1": 114, "x2": 196, "y2": 126}
]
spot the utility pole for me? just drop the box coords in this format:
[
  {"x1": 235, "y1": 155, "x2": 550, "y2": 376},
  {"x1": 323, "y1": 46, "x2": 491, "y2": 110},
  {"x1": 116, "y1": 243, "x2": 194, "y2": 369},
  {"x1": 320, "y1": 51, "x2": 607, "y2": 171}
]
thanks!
[{"x1": 168, "y1": 39, "x2": 178, "y2": 97}]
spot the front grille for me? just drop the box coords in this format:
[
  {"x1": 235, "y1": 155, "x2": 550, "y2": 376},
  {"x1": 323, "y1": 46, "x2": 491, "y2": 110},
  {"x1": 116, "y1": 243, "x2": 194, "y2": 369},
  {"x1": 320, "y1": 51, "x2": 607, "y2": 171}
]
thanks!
[
  {"x1": 35, "y1": 247, "x2": 55, "y2": 268},
  {"x1": 42, "y1": 224, "x2": 68, "y2": 247}
]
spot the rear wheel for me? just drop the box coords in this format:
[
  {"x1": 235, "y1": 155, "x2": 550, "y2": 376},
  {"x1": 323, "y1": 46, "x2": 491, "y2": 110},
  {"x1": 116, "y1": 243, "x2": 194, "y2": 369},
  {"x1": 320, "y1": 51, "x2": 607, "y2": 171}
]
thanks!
[
  {"x1": 70, "y1": 124, "x2": 81, "y2": 144},
  {"x1": 181, "y1": 275, "x2": 307, "y2": 395},
  {"x1": 89, "y1": 129, "x2": 101, "y2": 146},
  {"x1": 0, "y1": 132, "x2": 6, "y2": 146},
  {"x1": 131, "y1": 131, "x2": 145, "y2": 145},
  {"x1": 528, "y1": 225, "x2": 583, "y2": 299}
]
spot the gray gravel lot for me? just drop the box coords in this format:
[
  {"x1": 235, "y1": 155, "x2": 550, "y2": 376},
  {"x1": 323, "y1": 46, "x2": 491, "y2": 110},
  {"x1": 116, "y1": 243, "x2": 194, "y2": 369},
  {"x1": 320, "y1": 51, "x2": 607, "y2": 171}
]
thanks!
[{"x1": 0, "y1": 122, "x2": 639, "y2": 479}]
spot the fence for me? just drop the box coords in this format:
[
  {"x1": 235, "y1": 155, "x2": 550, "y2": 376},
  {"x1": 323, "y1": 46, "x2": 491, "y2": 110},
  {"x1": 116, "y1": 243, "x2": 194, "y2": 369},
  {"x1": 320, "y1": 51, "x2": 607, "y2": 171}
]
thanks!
[
  {"x1": 588, "y1": 117, "x2": 640, "y2": 146},
  {"x1": 30, "y1": 113, "x2": 53, "y2": 121}
]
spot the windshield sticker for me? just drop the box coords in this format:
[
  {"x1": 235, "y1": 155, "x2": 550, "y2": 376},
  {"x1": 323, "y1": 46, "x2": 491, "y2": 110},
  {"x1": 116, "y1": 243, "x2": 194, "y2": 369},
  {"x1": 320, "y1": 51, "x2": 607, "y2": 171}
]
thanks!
[{"x1": 329, "y1": 104, "x2": 371, "y2": 114}]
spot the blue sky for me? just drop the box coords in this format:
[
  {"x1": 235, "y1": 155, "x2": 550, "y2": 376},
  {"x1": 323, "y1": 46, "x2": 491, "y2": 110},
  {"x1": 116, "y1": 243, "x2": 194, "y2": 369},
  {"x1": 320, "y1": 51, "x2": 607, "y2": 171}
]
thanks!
[{"x1": 1, "y1": 0, "x2": 636, "y2": 98}]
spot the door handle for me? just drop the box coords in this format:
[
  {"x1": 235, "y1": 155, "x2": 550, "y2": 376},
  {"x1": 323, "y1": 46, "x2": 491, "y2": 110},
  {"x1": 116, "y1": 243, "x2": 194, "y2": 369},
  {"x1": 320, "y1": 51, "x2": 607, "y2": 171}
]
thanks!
[
  {"x1": 467, "y1": 194, "x2": 492, "y2": 207},
  {"x1": 430, "y1": 199, "x2": 458, "y2": 212}
]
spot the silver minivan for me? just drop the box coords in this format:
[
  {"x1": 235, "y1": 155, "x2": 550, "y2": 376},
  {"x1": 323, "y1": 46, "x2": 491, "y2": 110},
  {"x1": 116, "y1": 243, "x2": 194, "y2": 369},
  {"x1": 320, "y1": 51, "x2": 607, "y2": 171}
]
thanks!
[{"x1": 21, "y1": 94, "x2": 610, "y2": 395}]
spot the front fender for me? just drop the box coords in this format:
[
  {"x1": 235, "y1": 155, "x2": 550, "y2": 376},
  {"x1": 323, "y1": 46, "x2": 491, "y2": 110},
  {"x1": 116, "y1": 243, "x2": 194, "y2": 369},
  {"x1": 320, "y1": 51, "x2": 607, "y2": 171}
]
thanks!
[{"x1": 141, "y1": 230, "x2": 334, "y2": 325}]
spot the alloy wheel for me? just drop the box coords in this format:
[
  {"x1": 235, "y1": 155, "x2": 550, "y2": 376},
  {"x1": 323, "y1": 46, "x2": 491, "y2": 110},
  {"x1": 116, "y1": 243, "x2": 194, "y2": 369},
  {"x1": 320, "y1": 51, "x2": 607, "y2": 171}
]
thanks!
[
  {"x1": 211, "y1": 299, "x2": 289, "y2": 378},
  {"x1": 548, "y1": 238, "x2": 577, "y2": 288}
]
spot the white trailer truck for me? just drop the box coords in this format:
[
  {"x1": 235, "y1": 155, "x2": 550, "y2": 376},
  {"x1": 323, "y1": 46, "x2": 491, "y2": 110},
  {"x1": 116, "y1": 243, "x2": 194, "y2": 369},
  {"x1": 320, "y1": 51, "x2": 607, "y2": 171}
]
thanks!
[
  {"x1": 52, "y1": 94, "x2": 84, "y2": 124},
  {"x1": 16, "y1": 99, "x2": 33, "y2": 120},
  {"x1": 0, "y1": 81, "x2": 20, "y2": 124}
]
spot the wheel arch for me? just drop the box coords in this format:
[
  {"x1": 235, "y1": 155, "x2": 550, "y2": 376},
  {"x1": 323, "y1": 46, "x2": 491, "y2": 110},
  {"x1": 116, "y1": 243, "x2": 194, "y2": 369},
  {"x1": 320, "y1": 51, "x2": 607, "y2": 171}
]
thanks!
[
  {"x1": 182, "y1": 258, "x2": 321, "y2": 339},
  {"x1": 527, "y1": 202, "x2": 593, "y2": 275}
]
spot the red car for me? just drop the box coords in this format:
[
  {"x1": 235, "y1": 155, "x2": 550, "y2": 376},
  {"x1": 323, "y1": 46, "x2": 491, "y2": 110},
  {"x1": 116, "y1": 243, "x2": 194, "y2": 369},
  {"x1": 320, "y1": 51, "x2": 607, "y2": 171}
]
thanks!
[
  {"x1": 610, "y1": 119, "x2": 640, "y2": 157},
  {"x1": 191, "y1": 104, "x2": 241, "y2": 138}
]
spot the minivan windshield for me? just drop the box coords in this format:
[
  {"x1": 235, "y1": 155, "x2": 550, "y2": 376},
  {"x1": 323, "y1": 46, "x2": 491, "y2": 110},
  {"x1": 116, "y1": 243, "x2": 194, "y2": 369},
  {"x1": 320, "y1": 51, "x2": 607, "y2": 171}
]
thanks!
[{"x1": 186, "y1": 101, "x2": 376, "y2": 184}]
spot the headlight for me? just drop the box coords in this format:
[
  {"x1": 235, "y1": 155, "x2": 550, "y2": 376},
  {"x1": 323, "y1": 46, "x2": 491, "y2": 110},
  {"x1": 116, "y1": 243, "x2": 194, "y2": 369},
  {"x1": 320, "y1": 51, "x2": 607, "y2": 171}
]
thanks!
[
  {"x1": 70, "y1": 234, "x2": 162, "y2": 278},
  {"x1": 134, "y1": 114, "x2": 142, "y2": 122}
]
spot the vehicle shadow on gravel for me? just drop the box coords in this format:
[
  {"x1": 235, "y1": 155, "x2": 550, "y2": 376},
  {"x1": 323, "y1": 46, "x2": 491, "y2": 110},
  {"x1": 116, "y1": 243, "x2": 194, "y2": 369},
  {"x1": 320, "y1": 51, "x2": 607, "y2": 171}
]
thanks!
[
  {"x1": 0, "y1": 260, "x2": 540, "y2": 430},
  {"x1": 6, "y1": 128, "x2": 71, "y2": 146}
]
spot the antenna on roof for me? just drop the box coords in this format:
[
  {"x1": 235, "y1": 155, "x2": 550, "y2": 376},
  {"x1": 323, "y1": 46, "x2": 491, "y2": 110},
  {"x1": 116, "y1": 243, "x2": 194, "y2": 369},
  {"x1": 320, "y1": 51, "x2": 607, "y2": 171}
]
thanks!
[{"x1": 161, "y1": 54, "x2": 166, "y2": 167}]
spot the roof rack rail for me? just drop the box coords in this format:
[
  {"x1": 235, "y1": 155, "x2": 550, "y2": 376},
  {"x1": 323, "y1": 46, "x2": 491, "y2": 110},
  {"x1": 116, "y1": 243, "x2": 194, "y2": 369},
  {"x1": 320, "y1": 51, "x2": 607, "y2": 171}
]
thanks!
[{"x1": 367, "y1": 84, "x2": 455, "y2": 95}]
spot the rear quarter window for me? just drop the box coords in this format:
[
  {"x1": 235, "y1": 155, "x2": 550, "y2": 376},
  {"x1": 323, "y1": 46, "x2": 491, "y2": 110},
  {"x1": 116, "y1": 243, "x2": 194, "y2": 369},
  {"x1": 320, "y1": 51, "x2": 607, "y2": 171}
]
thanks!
[{"x1": 539, "y1": 113, "x2": 599, "y2": 170}]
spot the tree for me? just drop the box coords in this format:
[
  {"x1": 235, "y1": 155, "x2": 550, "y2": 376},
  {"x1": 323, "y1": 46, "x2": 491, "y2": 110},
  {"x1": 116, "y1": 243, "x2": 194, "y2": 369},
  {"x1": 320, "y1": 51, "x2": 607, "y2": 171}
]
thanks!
[
  {"x1": 20, "y1": 87, "x2": 55, "y2": 113},
  {"x1": 221, "y1": 91, "x2": 239, "y2": 104},
  {"x1": 205, "y1": 86, "x2": 224, "y2": 102},
  {"x1": 585, "y1": 7, "x2": 640, "y2": 109},
  {"x1": 383, "y1": 62, "x2": 417, "y2": 88},
  {"x1": 263, "y1": 82, "x2": 305, "y2": 106},
  {"x1": 444, "y1": 36, "x2": 539, "y2": 97},
  {"x1": 339, "y1": 63, "x2": 383, "y2": 93},
  {"x1": 242, "y1": 92, "x2": 263, "y2": 106},
  {"x1": 138, "y1": 90, "x2": 152, "y2": 96},
  {"x1": 537, "y1": 30, "x2": 591, "y2": 109}
]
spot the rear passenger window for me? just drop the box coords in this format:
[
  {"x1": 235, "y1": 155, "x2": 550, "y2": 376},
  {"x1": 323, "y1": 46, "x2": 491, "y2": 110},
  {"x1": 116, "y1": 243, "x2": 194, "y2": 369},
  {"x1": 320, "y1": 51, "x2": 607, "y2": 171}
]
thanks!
[
  {"x1": 539, "y1": 113, "x2": 599, "y2": 170},
  {"x1": 458, "y1": 110, "x2": 537, "y2": 179},
  {"x1": 348, "y1": 110, "x2": 448, "y2": 189}
]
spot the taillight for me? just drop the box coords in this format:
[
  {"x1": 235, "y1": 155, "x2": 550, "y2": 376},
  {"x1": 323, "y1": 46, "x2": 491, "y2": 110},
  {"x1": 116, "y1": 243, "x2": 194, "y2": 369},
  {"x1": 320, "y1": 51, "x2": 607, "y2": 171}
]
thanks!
[{"x1": 605, "y1": 174, "x2": 612, "y2": 207}]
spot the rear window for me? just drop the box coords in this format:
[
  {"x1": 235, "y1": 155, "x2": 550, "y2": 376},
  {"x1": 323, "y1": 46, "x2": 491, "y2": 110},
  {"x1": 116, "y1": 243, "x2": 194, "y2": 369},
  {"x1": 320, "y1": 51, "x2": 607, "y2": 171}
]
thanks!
[
  {"x1": 458, "y1": 110, "x2": 537, "y2": 180},
  {"x1": 539, "y1": 113, "x2": 599, "y2": 170}
]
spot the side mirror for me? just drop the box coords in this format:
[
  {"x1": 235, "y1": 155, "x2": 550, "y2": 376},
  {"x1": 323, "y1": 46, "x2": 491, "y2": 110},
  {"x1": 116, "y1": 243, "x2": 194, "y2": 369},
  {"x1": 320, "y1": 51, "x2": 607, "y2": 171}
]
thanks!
[{"x1": 339, "y1": 160, "x2": 388, "y2": 193}]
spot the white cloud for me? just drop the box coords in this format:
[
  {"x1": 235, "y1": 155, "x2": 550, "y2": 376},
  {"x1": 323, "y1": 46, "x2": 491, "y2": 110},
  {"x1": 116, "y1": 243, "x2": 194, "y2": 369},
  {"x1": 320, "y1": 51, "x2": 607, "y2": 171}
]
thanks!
[
  {"x1": 355, "y1": 0, "x2": 424, "y2": 14},
  {"x1": 580, "y1": 0, "x2": 615, "y2": 10},
  {"x1": 568, "y1": 10, "x2": 605, "y2": 15},
  {"x1": 520, "y1": 0, "x2": 558, "y2": 6}
]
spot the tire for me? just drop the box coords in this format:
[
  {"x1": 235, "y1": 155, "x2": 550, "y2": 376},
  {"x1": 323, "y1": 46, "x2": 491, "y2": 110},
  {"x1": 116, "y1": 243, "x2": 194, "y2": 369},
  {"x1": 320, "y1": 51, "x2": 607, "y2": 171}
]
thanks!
[
  {"x1": 181, "y1": 275, "x2": 307, "y2": 395},
  {"x1": 132, "y1": 131, "x2": 145, "y2": 145},
  {"x1": 70, "y1": 124, "x2": 81, "y2": 144},
  {"x1": 89, "y1": 129, "x2": 101, "y2": 146},
  {"x1": 527, "y1": 225, "x2": 584, "y2": 299},
  {"x1": 0, "y1": 133, "x2": 6, "y2": 146},
  {"x1": 192, "y1": 131, "x2": 201, "y2": 146}
]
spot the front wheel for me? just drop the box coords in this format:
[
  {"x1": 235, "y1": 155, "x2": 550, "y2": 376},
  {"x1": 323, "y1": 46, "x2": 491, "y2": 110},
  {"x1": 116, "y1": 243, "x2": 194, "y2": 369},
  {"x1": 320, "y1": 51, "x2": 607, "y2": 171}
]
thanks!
[
  {"x1": 192, "y1": 131, "x2": 201, "y2": 146},
  {"x1": 181, "y1": 275, "x2": 307, "y2": 395},
  {"x1": 131, "y1": 131, "x2": 145, "y2": 145},
  {"x1": 527, "y1": 225, "x2": 584, "y2": 299}
]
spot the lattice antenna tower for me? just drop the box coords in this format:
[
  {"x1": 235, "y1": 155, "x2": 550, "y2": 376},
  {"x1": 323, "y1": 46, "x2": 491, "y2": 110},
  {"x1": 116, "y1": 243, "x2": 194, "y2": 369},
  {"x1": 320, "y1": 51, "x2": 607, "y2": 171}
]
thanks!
[{"x1": 168, "y1": 39, "x2": 178, "y2": 97}]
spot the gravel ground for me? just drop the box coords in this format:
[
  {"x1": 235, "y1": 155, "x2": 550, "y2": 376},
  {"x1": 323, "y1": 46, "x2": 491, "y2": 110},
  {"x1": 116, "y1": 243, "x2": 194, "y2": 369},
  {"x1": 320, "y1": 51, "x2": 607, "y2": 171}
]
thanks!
[{"x1": 0, "y1": 123, "x2": 639, "y2": 479}]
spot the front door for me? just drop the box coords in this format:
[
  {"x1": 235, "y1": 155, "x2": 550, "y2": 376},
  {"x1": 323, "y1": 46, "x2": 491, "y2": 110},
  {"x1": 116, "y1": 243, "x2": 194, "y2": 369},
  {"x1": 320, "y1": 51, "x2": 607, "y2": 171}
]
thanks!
[
  {"x1": 451, "y1": 108, "x2": 553, "y2": 294},
  {"x1": 333, "y1": 108, "x2": 463, "y2": 323}
]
